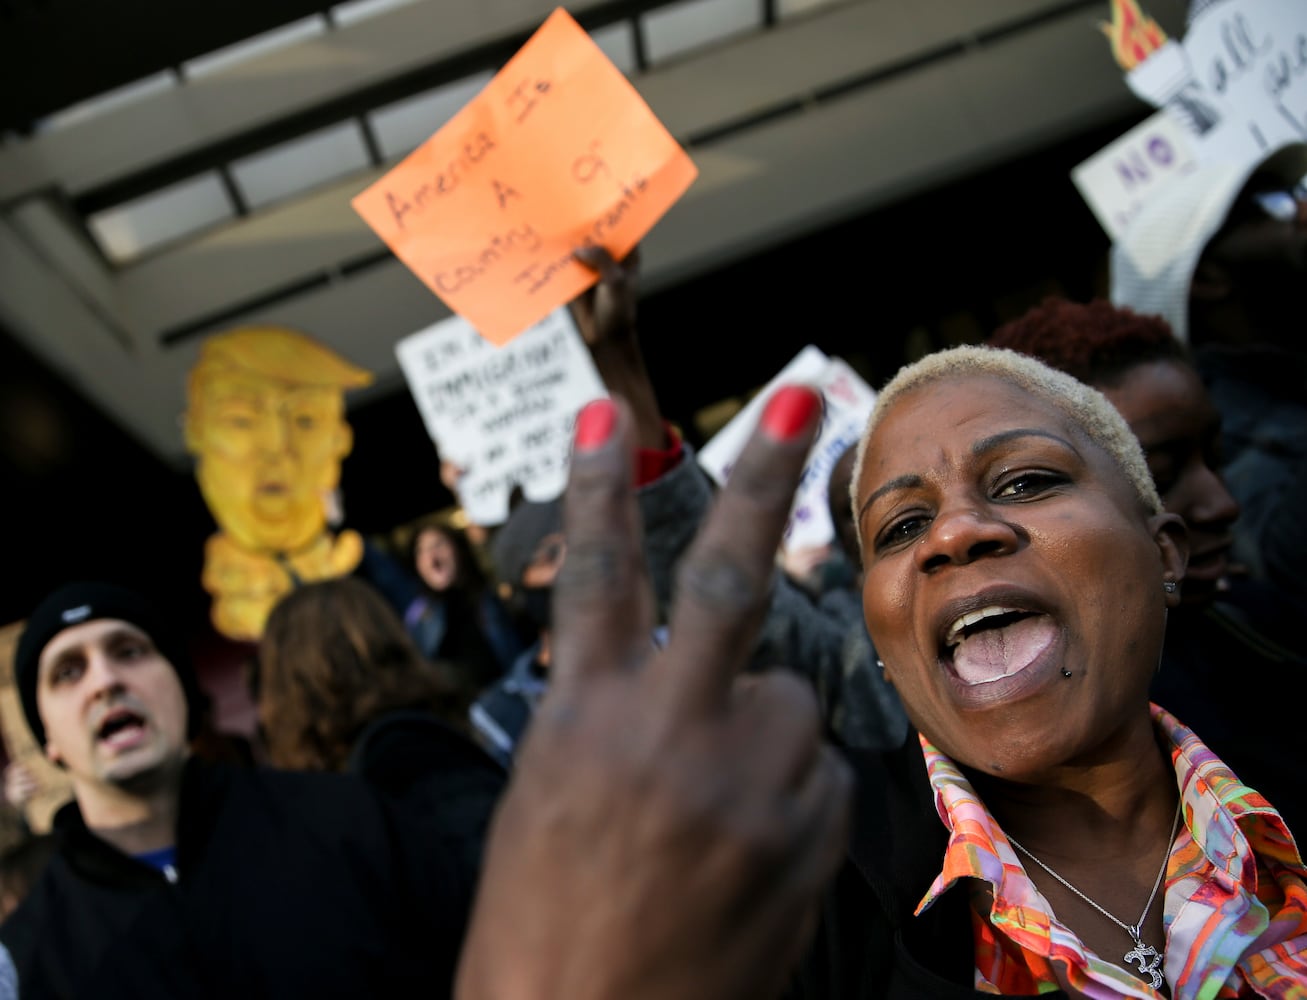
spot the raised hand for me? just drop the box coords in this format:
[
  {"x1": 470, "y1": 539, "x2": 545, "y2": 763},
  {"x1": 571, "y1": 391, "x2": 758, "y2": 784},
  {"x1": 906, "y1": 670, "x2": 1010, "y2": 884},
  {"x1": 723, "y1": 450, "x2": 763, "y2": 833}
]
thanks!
[
  {"x1": 457, "y1": 387, "x2": 851, "y2": 1000},
  {"x1": 2, "y1": 761, "x2": 39, "y2": 812},
  {"x1": 568, "y1": 246, "x2": 664, "y2": 451},
  {"x1": 568, "y1": 245, "x2": 640, "y2": 349},
  {"x1": 438, "y1": 459, "x2": 466, "y2": 502}
]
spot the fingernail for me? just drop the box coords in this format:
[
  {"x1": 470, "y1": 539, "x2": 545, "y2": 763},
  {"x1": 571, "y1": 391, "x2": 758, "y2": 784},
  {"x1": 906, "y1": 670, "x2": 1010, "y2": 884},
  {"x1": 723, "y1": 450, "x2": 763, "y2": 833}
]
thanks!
[
  {"x1": 761, "y1": 386, "x2": 821, "y2": 441},
  {"x1": 574, "y1": 399, "x2": 617, "y2": 452}
]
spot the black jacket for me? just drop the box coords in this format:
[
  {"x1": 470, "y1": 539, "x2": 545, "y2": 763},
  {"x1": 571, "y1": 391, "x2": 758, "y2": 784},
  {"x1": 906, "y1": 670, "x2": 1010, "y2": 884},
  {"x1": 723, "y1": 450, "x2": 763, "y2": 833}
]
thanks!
[
  {"x1": 789, "y1": 740, "x2": 1068, "y2": 1000},
  {"x1": 346, "y1": 709, "x2": 508, "y2": 878},
  {"x1": 1152, "y1": 581, "x2": 1306, "y2": 839},
  {"x1": 0, "y1": 759, "x2": 473, "y2": 999}
]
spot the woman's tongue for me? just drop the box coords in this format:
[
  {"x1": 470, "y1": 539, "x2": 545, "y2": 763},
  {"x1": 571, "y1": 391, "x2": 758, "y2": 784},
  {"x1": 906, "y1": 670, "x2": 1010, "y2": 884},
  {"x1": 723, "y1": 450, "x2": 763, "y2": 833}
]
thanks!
[{"x1": 950, "y1": 616, "x2": 1058, "y2": 685}]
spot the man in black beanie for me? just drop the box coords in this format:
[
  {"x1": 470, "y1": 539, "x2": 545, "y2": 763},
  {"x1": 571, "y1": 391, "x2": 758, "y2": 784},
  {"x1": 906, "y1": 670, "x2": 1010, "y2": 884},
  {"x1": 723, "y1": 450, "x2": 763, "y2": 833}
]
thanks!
[
  {"x1": 13, "y1": 581, "x2": 206, "y2": 757},
  {"x1": 1, "y1": 580, "x2": 474, "y2": 999}
]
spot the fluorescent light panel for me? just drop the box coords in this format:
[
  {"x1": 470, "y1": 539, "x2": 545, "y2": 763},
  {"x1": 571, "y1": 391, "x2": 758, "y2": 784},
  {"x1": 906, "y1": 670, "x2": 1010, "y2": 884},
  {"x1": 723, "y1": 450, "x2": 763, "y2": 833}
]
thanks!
[
  {"x1": 589, "y1": 21, "x2": 639, "y2": 76},
  {"x1": 35, "y1": 71, "x2": 180, "y2": 133},
  {"x1": 87, "y1": 173, "x2": 234, "y2": 264},
  {"x1": 777, "y1": 0, "x2": 846, "y2": 18},
  {"x1": 368, "y1": 72, "x2": 494, "y2": 159},
  {"x1": 641, "y1": 0, "x2": 763, "y2": 65},
  {"x1": 230, "y1": 121, "x2": 372, "y2": 209},
  {"x1": 331, "y1": 0, "x2": 423, "y2": 28}
]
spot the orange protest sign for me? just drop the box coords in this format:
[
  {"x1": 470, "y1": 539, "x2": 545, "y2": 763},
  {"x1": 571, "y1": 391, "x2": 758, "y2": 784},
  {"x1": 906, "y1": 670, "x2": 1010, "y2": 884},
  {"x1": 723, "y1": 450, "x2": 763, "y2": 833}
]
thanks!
[{"x1": 352, "y1": 8, "x2": 698, "y2": 345}]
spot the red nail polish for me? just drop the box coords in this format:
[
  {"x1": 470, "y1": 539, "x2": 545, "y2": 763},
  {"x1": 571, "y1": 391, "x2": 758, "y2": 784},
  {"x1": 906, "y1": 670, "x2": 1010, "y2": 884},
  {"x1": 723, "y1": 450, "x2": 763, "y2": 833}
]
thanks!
[
  {"x1": 761, "y1": 386, "x2": 821, "y2": 441},
  {"x1": 574, "y1": 399, "x2": 617, "y2": 451}
]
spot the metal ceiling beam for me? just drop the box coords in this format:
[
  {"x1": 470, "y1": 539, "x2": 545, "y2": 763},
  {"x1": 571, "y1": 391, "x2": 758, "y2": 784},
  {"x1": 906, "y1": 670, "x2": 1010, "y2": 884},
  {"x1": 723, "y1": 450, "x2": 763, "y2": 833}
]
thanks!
[
  {"x1": 0, "y1": 0, "x2": 330, "y2": 132},
  {"x1": 0, "y1": 0, "x2": 1191, "y2": 466}
]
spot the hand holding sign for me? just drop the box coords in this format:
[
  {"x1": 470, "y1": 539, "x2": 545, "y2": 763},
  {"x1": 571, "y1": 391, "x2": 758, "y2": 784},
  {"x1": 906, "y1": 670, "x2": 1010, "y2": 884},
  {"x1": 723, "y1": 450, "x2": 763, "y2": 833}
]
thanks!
[
  {"x1": 569, "y1": 245, "x2": 640, "y2": 350},
  {"x1": 354, "y1": 9, "x2": 698, "y2": 344},
  {"x1": 570, "y1": 245, "x2": 667, "y2": 452}
]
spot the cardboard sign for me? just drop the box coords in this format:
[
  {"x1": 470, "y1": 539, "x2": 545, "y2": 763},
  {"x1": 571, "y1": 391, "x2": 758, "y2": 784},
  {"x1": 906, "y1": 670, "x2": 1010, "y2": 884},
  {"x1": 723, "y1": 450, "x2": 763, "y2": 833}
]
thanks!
[
  {"x1": 0, "y1": 621, "x2": 72, "y2": 835},
  {"x1": 1073, "y1": 111, "x2": 1201, "y2": 239},
  {"x1": 698, "y1": 347, "x2": 876, "y2": 552},
  {"x1": 395, "y1": 307, "x2": 606, "y2": 525},
  {"x1": 353, "y1": 8, "x2": 698, "y2": 345}
]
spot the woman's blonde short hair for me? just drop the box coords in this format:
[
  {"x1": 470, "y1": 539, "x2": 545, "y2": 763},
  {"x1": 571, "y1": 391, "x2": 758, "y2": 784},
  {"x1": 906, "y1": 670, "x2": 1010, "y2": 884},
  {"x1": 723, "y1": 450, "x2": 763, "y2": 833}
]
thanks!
[{"x1": 849, "y1": 346, "x2": 1162, "y2": 546}]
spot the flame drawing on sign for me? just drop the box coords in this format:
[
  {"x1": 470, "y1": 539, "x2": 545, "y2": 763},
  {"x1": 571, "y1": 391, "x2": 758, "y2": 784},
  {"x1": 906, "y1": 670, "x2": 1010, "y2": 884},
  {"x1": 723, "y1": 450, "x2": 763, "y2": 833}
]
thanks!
[
  {"x1": 1105, "y1": 0, "x2": 1221, "y2": 138},
  {"x1": 1101, "y1": 0, "x2": 1168, "y2": 70}
]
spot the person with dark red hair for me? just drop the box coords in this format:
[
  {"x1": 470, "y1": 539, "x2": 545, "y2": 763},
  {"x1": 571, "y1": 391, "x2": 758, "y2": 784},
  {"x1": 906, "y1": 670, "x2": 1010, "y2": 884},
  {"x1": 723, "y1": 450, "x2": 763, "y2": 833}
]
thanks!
[{"x1": 990, "y1": 297, "x2": 1306, "y2": 837}]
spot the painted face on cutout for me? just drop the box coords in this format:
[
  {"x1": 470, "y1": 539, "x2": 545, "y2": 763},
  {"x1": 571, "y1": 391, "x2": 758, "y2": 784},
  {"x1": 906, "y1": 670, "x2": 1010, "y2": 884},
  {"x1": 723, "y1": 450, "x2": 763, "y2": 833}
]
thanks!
[
  {"x1": 855, "y1": 375, "x2": 1186, "y2": 780},
  {"x1": 188, "y1": 370, "x2": 352, "y2": 553}
]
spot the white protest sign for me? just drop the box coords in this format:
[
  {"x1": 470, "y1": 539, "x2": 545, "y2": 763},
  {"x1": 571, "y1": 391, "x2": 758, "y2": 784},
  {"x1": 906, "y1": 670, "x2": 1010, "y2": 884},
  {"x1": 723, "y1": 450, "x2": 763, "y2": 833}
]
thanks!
[
  {"x1": 1072, "y1": 111, "x2": 1201, "y2": 239},
  {"x1": 785, "y1": 358, "x2": 878, "y2": 552},
  {"x1": 1123, "y1": 0, "x2": 1307, "y2": 173},
  {"x1": 1181, "y1": 0, "x2": 1307, "y2": 166},
  {"x1": 395, "y1": 307, "x2": 606, "y2": 526},
  {"x1": 698, "y1": 345, "x2": 829, "y2": 487},
  {"x1": 698, "y1": 346, "x2": 876, "y2": 552}
]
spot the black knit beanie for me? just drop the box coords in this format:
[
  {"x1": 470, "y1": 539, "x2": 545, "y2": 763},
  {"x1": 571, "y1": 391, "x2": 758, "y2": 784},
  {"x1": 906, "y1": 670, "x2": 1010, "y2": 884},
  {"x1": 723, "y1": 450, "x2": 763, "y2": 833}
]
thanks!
[
  {"x1": 13, "y1": 582, "x2": 205, "y2": 747},
  {"x1": 490, "y1": 499, "x2": 563, "y2": 587}
]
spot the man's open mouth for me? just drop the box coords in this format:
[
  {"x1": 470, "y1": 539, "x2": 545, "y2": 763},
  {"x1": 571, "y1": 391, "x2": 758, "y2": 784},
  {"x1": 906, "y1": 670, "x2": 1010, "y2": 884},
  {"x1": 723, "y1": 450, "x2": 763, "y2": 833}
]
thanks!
[
  {"x1": 941, "y1": 606, "x2": 1059, "y2": 685},
  {"x1": 96, "y1": 709, "x2": 147, "y2": 749}
]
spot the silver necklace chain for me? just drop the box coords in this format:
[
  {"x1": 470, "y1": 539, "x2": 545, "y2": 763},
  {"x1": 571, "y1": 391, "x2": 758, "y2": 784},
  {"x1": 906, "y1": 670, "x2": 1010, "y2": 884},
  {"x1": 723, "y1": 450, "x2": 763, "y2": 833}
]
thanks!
[{"x1": 1004, "y1": 796, "x2": 1182, "y2": 990}]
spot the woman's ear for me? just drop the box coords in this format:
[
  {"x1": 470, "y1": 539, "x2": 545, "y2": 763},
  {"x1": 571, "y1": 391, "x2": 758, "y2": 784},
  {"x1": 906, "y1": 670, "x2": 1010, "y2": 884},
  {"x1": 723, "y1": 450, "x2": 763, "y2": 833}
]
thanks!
[{"x1": 1149, "y1": 511, "x2": 1189, "y2": 607}]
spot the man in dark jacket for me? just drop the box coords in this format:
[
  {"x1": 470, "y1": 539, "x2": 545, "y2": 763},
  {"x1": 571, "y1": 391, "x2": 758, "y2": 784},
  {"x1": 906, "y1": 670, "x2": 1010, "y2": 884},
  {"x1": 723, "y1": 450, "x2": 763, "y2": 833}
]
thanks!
[{"x1": 1, "y1": 581, "x2": 472, "y2": 999}]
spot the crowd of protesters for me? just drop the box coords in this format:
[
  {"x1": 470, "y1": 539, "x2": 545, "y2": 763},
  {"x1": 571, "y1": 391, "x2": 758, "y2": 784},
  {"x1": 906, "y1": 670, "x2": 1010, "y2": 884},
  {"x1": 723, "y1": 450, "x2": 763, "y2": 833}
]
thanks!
[{"x1": 0, "y1": 34, "x2": 1304, "y2": 1000}]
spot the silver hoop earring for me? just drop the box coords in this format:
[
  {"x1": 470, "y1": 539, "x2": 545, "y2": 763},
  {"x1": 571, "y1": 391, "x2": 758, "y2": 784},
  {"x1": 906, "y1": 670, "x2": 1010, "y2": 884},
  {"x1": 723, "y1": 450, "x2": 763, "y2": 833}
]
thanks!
[{"x1": 1163, "y1": 581, "x2": 1178, "y2": 594}]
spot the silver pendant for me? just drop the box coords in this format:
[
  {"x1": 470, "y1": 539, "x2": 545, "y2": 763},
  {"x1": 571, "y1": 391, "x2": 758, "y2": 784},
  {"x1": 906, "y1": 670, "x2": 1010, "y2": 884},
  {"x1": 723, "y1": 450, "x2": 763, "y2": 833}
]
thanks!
[{"x1": 1123, "y1": 938, "x2": 1163, "y2": 989}]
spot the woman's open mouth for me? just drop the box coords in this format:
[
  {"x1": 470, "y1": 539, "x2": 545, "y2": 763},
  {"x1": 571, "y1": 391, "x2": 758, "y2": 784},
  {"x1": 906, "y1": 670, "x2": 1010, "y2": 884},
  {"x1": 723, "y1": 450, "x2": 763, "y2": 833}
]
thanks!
[
  {"x1": 931, "y1": 593, "x2": 1066, "y2": 709},
  {"x1": 942, "y1": 606, "x2": 1059, "y2": 685}
]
